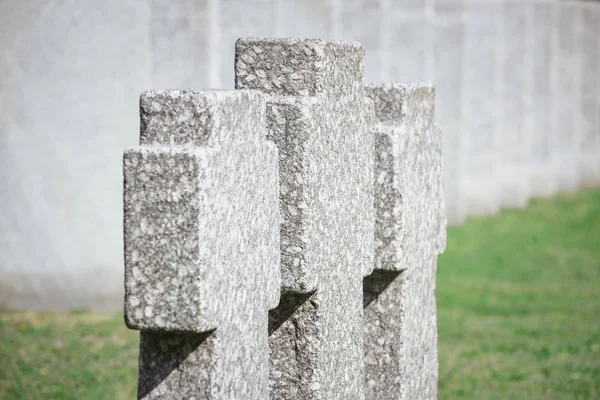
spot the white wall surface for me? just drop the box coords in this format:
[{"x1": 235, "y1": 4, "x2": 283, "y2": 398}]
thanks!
[{"x1": 1, "y1": 0, "x2": 599, "y2": 310}]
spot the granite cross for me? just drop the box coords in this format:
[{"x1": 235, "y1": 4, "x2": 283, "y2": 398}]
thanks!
[
  {"x1": 123, "y1": 90, "x2": 280, "y2": 399},
  {"x1": 235, "y1": 37, "x2": 375, "y2": 399},
  {"x1": 363, "y1": 84, "x2": 447, "y2": 400}
]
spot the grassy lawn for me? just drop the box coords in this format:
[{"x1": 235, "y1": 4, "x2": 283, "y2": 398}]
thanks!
[
  {"x1": 1, "y1": 188, "x2": 599, "y2": 399},
  {"x1": 438, "y1": 188, "x2": 600, "y2": 399}
]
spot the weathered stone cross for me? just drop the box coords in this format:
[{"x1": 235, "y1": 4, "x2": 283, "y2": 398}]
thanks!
[
  {"x1": 235, "y1": 38, "x2": 375, "y2": 399},
  {"x1": 363, "y1": 84, "x2": 447, "y2": 400},
  {"x1": 123, "y1": 90, "x2": 280, "y2": 398}
]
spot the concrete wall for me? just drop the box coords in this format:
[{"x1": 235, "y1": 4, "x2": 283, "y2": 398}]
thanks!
[
  {"x1": 1, "y1": 0, "x2": 599, "y2": 310},
  {"x1": 0, "y1": 0, "x2": 151, "y2": 310}
]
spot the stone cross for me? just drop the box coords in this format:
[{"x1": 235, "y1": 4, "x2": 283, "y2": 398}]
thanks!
[
  {"x1": 235, "y1": 38, "x2": 374, "y2": 399},
  {"x1": 123, "y1": 90, "x2": 280, "y2": 399},
  {"x1": 363, "y1": 84, "x2": 446, "y2": 400}
]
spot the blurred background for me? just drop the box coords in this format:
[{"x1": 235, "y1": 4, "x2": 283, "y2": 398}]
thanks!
[
  {"x1": 1, "y1": 0, "x2": 599, "y2": 398},
  {"x1": 0, "y1": 0, "x2": 598, "y2": 311}
]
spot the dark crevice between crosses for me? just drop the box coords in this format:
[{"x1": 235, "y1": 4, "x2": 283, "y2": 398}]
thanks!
[
  {"x1": 137, "y1": 329, "x2": 215, "y2": 399},
  {"x1": 268, "y1": 292, "x2": 315, "y2": 336},
  {"x1": 363, "y1": 269, "x2": 403, "y2": 308}
]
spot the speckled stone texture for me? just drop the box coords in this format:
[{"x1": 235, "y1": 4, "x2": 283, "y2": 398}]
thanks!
[
  {"x1": 236, "y1": 38, "x2": 374, "y2": 399},
  {"x1": 123, "y1": 90, "x2": 280, "y2": 399},
  {"x1": 364, "y1": 84, "x2": 447, "y2": 400}
]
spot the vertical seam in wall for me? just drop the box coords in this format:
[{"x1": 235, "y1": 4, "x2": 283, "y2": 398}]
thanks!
[
  {"x1": 597, "y1": 5, "x2": 600, "y2": 147},
  {"x1": 522, "y1": 2, "x2": 531, "y2": 153},
  {"x1": 573, "y1": 5, "x2": 583, "y2": 151},
  {"x1": 425, "y1": 0, "x2": 435, "y2": 85},
  {"x1": 456, "y1": 0, "x2": 465, "y2": 180},
  {"x1": 549, "y1": 2, "x2": 559, "y2": 154},
  {"x1": 330, "y1": 0, "x2": 341, "y2": 39},
  {"x1": 493, "y1": 0, "x2": 505, "y2": 152},
  {"x1": 273, "y1": 0, "x2": 282, "y2": 37},
  {"x1": 148, "y1": 0, "x2": 155, "y2": 88},
  {"x1": 207, "y1": 0, "x2": 220, "y2": 88},
  {"x1": 459, "y1": 0, "x2": 469, "y2": 151},
  {"x1": 380, "y1": 0, "x2": 390, "y2": 81}
]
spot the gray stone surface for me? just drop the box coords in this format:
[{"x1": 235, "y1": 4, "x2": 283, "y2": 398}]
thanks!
[
  {"x1": 124, "y1": 90, "x2": 280, "y2": 398},
  {"x1": 236, "y1": 37, "x2": 374, "y2": 399},
  {"x1": 364, "y1": 84, "x2": 446, "y2": 399},
  {"x1": 434, "y1": 0, "x2": 467, "y2": 225}
]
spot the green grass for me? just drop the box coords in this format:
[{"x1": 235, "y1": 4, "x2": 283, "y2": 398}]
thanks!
[
  {"x1": 0, "y1": 313, "x2": 138, "y2": 399},
  {"x1": 1, "y1": 188, "x2": 599, "y2": 399},
  {"x1": 437, "y1": 188, "x2": 600, "y2": 399}
]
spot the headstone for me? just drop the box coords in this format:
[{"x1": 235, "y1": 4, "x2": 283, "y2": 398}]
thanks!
[
  {"x1": 235, "y1": 37, "x2": 374, "y2": 399},
  {"x1": 461, "y1": 0, "x2": 502, "y2": 217},
  {"x1": 123, "y1": 90, "x2": 280, "y2": 398},
  {"x1": 529, "y1": 0, "x2": 556, "y2": 199},
  {"x1": 434, "y1": 0, "x2": 467, "y2": 225},
  {"x1": 364, "y1": 84, "x2": 446, "y2": 399},
  {"x1": 498, "y1": 0, "x2": 532, "y2": 209},
  {"x1": 579, "y1": 2, "x2": 600, "y2": 188}
]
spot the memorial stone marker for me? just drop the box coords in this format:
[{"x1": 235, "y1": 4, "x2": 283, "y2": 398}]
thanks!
[
  {"x1": 364, "y1": 84, "x2": 446, "y2": 399},
  {"x1": 235, "y1": 37, "x2": 374, "y2": 399},
  {"x1": 123, "y1": 90, "x2": 280, "y2": 398},
  {"x1": 123, "y1": 35, "x2": 449, "y2": 399}
]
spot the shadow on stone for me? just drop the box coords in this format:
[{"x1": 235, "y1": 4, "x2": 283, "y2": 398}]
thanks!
[
  {"x1": 363, "y1": 269, "x2": 403, "y2": 309},
  {"x1": 137, "y1": 330, "x2": 214, "y2": 399},
  {"x1": 268, "y1": 292, "x2": 315, "y2": 336}
]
